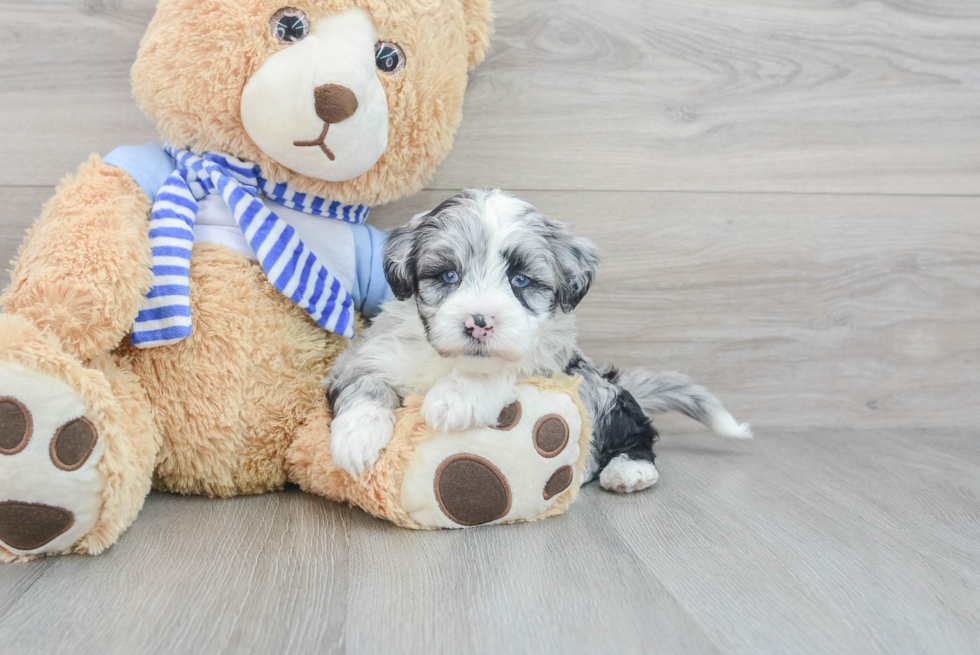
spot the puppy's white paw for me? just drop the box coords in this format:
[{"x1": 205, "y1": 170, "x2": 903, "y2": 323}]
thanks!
[
  {"x1": 599, "y1": 454, "x2": 659, "y2": 494},
  {"x1": 422, "y1": 381, "x2": 507, "y2": 433},
  {"x1": 329, "y1": 405, "x2": 396, "y2": 476}
]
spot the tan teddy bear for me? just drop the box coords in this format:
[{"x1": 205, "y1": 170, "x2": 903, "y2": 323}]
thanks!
[{"x1": 0, "y1": 0, "x2": 594, "y2": 561}]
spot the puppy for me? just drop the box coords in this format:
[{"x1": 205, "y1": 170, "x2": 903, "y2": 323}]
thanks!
[{"x1": 326, "y1": 189, "x2": 751, "y2": 492}]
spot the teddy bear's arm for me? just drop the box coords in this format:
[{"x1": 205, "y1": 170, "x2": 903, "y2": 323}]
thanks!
[{"x1": 1, "y1": 155, "x2": 153, "y2": 361}]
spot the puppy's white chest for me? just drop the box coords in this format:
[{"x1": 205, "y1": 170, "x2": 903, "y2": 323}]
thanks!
[{"x1": 401, "y1": 353, "x2": 455, "y2": 396}]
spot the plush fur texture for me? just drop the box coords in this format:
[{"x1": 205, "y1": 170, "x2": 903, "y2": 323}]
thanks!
[
  {"x1": 0, "y1": 315, "x2": 158, "y2": 561},
  {"x1": 2, "y1": 156, "x2": 152, "y2": 362},
  {"x1": 326, "y1": 190, "x2": 751, "y2": 489},
  {"x1": 287, "y1": 374, "x2": 590, "y2": 528},
  {"x1": 461, "y1": 0, "x2": 494, "y2": 69},
  {"x1": 0, "y1": 0, "x2": 494, "y2": 559},
  {"x1": 132, "y1": 0, "x2": 493, "y2": 206},
  {"x1": 116, "y1": 245, "x2": 356, "y2": 498}
]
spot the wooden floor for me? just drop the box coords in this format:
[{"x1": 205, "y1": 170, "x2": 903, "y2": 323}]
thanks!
[{"x1": 1, "y1": 1, "x2": 979, "y2": 653}]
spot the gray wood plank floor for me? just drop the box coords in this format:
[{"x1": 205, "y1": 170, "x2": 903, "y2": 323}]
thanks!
[
  {"x1": 1, "y1": 1, "x2": 978, "y2": 654},
  {"x1": 0, "y1": 429, "x2": 976, "y2": 655},
  {"x1": 2, "y1": 0, "x2": 979, "y2": 194}
]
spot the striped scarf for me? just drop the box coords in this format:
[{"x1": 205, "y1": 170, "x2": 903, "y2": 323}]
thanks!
[{"x1": 130, "y1": 146, "x2": 369, "y2": 348}]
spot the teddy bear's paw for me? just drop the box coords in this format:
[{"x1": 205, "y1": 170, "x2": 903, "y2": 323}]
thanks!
[
  {"x1": 0, "y1": 362, "x2": 105, "y2": 557},
  {"x1": 599, "y1": 453, "x2": 659, "y2": 494},
  {"x1": 400, "y1": 385, "x2": 585, "y2": 528},
  {"x1": 330, "y1": 404, "x2": 396, "y2": 476}
]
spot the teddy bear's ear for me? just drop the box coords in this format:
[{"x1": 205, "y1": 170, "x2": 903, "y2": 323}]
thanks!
[{"x1": 462, "y1": 0, "x2": 494, "y2": 70}]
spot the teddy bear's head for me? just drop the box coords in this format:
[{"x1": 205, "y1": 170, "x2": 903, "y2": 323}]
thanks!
[{"x1": 132, "y1": 0, "x2": 492, "y2": 206}]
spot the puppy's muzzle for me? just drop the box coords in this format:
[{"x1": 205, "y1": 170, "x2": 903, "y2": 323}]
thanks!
[{"x1": 465, "y1": 314, "x2": 495, "y2": 342}]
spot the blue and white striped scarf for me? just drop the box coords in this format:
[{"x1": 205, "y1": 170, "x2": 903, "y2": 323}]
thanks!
[{"x1": 131, "y1": 146, "x2": 369, "y2": 348}]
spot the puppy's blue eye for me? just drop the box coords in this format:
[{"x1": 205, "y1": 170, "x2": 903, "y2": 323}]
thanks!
[
  {"x1": 511, "y1": 274, "x2": 531, "y2": 288},
  {"x1": 441, "y1": 270, "x2": 459, "y2": 284}
]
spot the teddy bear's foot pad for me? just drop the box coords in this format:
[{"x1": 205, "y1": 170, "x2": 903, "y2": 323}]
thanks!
[
  {"x1": 433, "y1": 454, "x2": 512, "y2": 526},
  {"x1": 0, "y1": 362, "x2": 105, "y2": 556},
  {"x1": 402, "y1": 385, "x2": 584, "y2": 528}
]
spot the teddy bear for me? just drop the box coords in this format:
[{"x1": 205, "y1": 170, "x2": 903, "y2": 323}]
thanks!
[{"x1": 0, "y1": 0, "x2": 594, "y2": 561}]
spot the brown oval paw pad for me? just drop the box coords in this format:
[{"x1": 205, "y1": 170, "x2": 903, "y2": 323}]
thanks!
[
  {"x1": 533, "y1": 414, "x2": 569, "y2": 458},
  {"x1": 434, "y1": 454, "x2": 512, "y2": 526},
  {"x1": 0, "y1": 397, "x2": 32, "y2": 456},
  {"x1": 0, "y1": 501, "x2": 75, "y2": 551},
  {"x1": 50, "y1": 417, "x2": 98, "y2": 471},
  {"x1": 543, "y1": 465, "x2": 574, "y2": 500},
  {"x1": 492, "y1": 402, "x2": 522, "y2": 431}
]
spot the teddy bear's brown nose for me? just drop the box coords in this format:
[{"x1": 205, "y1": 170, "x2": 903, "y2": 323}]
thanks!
[{"x1": 313, "y1": 84, "x2": 358, "y2": 124}]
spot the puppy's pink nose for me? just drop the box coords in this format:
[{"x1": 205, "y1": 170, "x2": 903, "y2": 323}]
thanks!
[{"x1": 464, "y1": 314, "x2": 495, "y2": 341}]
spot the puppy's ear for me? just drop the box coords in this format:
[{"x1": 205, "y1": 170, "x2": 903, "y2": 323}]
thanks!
[
  {"x1": 384, "y1": 196, "x2": 465, "y2": 300},
  {"x1": 383, "y1": 224, "x2": 417, "y2": 301},
  {"x1": 547, "y1": 220, "x2": 600, "y2": 313}
]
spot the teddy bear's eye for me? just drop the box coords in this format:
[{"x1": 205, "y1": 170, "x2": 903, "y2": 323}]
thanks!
[
  {"x1": 375, "y1": 41, "x2": 406, "y2": 77},
  {"x1": 270, "y1": 7, "x2": 310, "y2": 45}
]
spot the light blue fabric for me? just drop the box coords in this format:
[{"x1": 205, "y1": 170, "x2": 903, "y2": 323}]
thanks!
[
  {"x1": 351, "y1": 223, "x2": 393, "y2": 318},
  {"x1": 102, "y1": 143, "x2": 174, "y2": 201},
  {"x1": 104, "y1": 142, "x2": 394, "y2": 332}
]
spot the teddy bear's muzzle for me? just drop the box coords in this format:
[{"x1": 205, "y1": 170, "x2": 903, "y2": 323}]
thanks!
[
  {"x1": 239, "y1": 7, "x2": 390, "y2": 182},
  {"x1": 292, "y1": 84, "x2": 361, "y2": 161}
]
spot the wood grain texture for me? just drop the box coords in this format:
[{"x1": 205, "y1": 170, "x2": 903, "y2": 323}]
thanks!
[
  {"x1": 1, "y1": 1, "x2": 978, "y2": 193},
  {"x1": 370, "y1": 189, "x2": 980, "y2": 432},
  {"x1": 440, "y1": 0, "x2": 980, "y2": 194},
  {"x1": 5, "y1": 186, "x2": 980, "y2": 429},
  {"x1": 0, "y1": 1, "x2": 157, "y2": 187},
  {"x1": 0, "y1": 428, "x2": 977, "y2": 655},
  {"x1": 1, "y1": 0, "x2": 979, "y2": 653}
]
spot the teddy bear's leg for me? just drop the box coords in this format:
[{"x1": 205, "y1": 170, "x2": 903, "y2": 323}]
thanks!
[
  {"x1": 286, "y1": 396, "x2": 421, "y2": 528},
  {"x1": 0, "y1": 314, "x2": 159, "y2": 561},
  {"x1": 287, "y1": 380, "x2": 594, "y2": 530},
  {"x1": 286, "y1": 397, "x2": 348, "y2": 505}
]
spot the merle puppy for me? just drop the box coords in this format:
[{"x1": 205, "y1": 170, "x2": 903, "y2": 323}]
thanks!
[{"x1": 326, "y1": 189, "x2": 750, "y2": 492}]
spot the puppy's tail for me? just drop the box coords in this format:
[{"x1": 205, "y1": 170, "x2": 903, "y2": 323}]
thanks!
[{"x1": 616, "y1": 369, "x2": 753, "y2": 439}]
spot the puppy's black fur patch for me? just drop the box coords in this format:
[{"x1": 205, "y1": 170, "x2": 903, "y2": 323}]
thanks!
[
  {"x1": 591, "y1": 387, "x2": 659, "y2": 469},
  {"x1": 565, "y1": 356, "x2": 659, "y2": 479}
]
